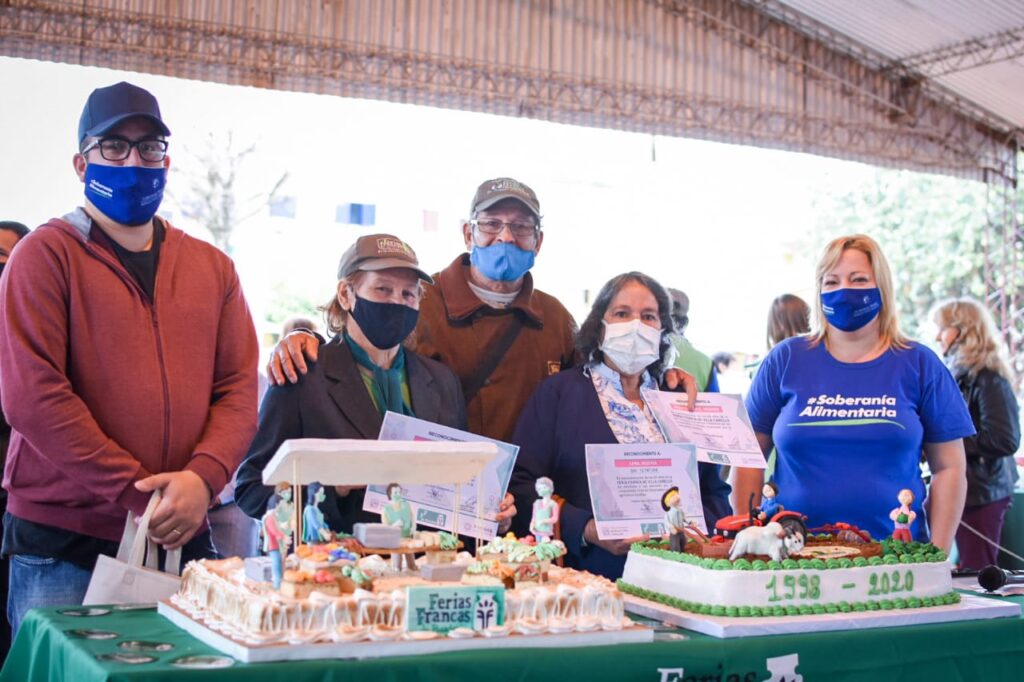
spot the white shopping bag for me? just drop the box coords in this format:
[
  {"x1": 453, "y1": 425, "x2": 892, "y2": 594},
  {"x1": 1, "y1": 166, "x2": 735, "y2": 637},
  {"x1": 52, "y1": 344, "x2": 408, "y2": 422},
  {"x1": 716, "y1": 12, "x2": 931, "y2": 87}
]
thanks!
[{"x1": 83, "y1": 490, "x2": 182, "y2": 605}]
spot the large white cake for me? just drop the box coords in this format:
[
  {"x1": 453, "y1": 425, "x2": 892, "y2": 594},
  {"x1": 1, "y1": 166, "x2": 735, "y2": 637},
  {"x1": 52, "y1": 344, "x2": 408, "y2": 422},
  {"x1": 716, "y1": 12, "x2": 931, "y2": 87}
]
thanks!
[{"x1": 619, "y1": 537, "x2": 958, "y2": 617}]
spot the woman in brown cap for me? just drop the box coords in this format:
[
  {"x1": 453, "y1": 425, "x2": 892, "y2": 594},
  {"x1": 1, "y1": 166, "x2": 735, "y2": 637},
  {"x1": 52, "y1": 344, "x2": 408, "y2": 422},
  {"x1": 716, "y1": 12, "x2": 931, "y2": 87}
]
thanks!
[{"x1": 235, "y1": 234, "x2": 467, "y2": 534}]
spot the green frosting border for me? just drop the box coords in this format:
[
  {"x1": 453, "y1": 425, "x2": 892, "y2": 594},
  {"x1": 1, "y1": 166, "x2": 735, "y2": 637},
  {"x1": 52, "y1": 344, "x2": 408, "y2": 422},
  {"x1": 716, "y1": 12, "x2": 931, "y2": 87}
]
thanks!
[
  {"x1": 629, "y1": 537, "x2": 947, "y2": 572},
  {"x1": 617, "y1": 579, "x2": 961, "y2": 618}
]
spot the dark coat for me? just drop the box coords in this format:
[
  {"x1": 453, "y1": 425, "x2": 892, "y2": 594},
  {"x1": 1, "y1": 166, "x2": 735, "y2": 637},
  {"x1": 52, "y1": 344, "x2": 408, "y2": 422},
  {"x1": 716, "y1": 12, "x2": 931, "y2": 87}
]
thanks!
[
  {"x1": 509, "y1": 366, "x2": 732, "y2": 580},
  {"x1": 235, "y1": 337, "x2": 467, "y2": 532},
  {"x1": 956, "y1": 367, "x2": 1020, "y2": 506}
]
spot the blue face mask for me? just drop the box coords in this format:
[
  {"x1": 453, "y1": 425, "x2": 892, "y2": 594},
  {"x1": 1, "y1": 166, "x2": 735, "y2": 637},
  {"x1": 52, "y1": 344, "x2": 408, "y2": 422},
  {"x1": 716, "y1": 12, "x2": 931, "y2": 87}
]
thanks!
[
  {"x1": 84, "y1": 164, "x2": 166, "y2": 226},
  {"x1": 350, "y1": 295, "x2": 419, "y2": 350},
  {"x1": 469, "y1": 242, "x2": 536, "y2": 282},
  {"x1": 821, "y1": 287, "x2": 882, "y2": 332}
]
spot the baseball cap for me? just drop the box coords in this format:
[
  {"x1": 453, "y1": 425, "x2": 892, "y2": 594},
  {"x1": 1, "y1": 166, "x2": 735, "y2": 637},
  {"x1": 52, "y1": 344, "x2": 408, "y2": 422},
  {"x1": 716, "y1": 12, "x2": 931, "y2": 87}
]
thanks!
[
  {"x1": 336, "y1": 234, "x2": 433, "y2": 283},
  {"x1": 470, "y1": 177, "x2": 541, "y2": 220},
  {"x1": 78, "y1": 82, "x2": 171, "y2": 146}
]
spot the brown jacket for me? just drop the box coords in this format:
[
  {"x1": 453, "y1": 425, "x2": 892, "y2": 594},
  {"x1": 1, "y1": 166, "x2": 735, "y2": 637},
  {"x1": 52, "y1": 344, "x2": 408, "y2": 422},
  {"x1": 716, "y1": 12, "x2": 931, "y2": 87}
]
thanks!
[{"x1": 411, "y1": 254, "x2": 577, "y2": 443}]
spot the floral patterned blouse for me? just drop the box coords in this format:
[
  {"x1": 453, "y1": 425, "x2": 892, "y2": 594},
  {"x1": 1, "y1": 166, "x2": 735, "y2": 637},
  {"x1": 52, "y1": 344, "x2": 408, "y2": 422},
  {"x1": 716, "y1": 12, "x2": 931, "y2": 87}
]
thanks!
[{"x1": 587, "y1": 362, "x2": 666, "y2": 445}]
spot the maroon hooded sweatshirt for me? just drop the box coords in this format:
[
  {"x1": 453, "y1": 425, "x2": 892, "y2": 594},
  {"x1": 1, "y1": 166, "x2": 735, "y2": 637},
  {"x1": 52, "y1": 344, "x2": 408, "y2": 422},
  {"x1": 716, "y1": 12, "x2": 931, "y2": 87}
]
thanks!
[{"x1": 0, "y1": 208, "x2": 258, "y2": 542}]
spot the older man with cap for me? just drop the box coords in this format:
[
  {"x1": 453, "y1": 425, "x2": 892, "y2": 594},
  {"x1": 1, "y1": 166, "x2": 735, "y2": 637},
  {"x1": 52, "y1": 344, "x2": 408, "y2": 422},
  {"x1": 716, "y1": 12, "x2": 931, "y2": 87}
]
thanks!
[
  {"x1": 269, "y1": 177, "x2": 577, "y2": 444},
  {"x1": 235, "y1": 234, "x2": 467, "y2": 533},
  {"x1": 0, "y1": 82, "x2": 257, "y2": 637}
]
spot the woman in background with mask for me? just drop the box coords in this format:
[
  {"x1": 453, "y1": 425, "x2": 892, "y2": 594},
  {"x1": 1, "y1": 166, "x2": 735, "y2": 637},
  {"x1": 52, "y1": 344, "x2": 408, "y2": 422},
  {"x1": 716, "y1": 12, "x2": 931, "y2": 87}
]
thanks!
[
  {"x1": 740, "y1": 235, "x2": 973, "y2": 551},
  {"x1": 930, "y1": 297, "x2": 1020, "y2": 568},
  {"x1": 508, "y1": 272, "x2": 731, "y2": 580},
  {"x1": 235, "y1": 234, "x2": 467, "y2": 532}
]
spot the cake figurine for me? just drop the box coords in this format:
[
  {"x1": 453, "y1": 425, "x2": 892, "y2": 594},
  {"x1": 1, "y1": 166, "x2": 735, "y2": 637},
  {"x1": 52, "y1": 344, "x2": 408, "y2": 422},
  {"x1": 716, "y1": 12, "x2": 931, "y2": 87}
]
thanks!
[
  {"x1": 889, "y1": 488, "x2": 917, "y2": 542},
  {"x1": 381, "y1": 483, "x2": 416, "y2": 570},
  {"x1": 756, "y1": 481, "x2": 782, "y2": 522},
  {"x1": 262, "y1": 483, "x2": 295, "y2": 589},
  {"x1": 661, "y1": 486, "x2": 695, "y2": 552},
  {"x1": 529, "y1": 476, "x2": 560, "y2": 543},
  {"x1": 302, "y1": 482, "x2": 332, "y2": 544},
  {"x1": 728, "y1": 521, "x2": 804, "y2": 562}
]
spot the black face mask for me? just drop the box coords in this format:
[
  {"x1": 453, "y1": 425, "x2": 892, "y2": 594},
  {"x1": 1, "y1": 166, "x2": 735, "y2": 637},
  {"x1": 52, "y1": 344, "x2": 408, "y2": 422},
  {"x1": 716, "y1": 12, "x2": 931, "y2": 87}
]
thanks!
[
  {"x1": 0, "y1": 262, "x2": 5, "y2": 279},
  {"x1": 350, "y1": 295, "x2": 419, "y2": 350}
]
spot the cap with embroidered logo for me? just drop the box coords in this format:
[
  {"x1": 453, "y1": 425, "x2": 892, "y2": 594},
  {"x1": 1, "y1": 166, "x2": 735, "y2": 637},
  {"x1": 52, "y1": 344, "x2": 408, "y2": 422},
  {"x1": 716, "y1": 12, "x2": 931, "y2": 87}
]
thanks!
[
  {"x1": 470, "y1": 177, "x2": 541, "y2": 221},
  {"x1": 336, "y1": 234, "x2": 433, "y2": 283}
]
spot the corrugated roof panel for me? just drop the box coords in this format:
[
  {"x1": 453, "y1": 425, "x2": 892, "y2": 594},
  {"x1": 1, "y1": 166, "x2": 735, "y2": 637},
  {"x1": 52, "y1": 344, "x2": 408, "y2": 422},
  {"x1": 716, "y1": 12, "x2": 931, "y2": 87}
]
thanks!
[
  {"x1": 774, "y1": 0, "x2": 1024, "y2": 129},
  {"x1": 778, "y1": 0, "x2": 1024, "y2": 58},
  {"x1": 941, "y1": 58, "x2": 1024, "y2": 127},
  {"x1": 0, "y1": 0, "x2": 1017, "y2": 182}
]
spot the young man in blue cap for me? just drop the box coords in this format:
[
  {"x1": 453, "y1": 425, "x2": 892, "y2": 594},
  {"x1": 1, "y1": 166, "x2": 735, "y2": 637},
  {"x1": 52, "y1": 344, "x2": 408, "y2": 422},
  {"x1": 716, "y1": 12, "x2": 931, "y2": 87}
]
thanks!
[{"x1": 0, "y1": 82, "x2": 258, "y2": 638}]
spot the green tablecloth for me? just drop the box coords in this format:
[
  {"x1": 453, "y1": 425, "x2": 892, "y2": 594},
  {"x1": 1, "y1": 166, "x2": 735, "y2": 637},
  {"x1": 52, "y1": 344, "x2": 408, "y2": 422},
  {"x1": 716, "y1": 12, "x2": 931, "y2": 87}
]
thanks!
[{"x1": 3, "y1": 595, "x2": 1024, "y2": 682}]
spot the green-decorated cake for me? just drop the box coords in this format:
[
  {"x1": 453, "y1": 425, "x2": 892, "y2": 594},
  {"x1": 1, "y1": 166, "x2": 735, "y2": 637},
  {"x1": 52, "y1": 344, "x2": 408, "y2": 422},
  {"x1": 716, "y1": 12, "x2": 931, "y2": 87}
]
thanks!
[{"x1": 618, "y1": 533, "x2": 957, "y2": 618}]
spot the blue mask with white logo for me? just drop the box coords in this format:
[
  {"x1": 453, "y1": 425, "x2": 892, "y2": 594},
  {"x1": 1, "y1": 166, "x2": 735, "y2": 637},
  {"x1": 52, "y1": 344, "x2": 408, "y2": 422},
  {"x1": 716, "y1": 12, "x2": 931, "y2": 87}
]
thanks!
[
  {"x1": 470, "y1": 242, "x2": 536, "y2": 282},
  {"x1": 84, "y1": 164, "x2": 166, "y2": 226},
  {"x1": 821, "y1": 287, "x2": 882, "y2": 332}
]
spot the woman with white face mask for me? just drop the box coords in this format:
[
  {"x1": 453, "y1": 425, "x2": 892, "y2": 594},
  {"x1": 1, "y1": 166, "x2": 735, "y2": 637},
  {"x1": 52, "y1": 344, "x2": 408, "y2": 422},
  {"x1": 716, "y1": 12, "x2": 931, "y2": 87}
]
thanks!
[
  {"x1": 741, "y1": 235, "x2": 974, "y2": 552},
  {"x1": 508, "y1": 272, "x2": 732, "y2": 580},
  {"x1": 930, "y1": 297, "x2": 1020, "y2": 569}
]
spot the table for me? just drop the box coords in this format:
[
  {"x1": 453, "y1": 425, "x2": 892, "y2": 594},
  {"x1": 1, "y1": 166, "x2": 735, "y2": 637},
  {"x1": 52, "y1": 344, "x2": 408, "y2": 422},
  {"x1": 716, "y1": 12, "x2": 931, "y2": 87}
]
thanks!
[{"x1": 3, "y1": 594, "x2": 1024, "y2": 682}]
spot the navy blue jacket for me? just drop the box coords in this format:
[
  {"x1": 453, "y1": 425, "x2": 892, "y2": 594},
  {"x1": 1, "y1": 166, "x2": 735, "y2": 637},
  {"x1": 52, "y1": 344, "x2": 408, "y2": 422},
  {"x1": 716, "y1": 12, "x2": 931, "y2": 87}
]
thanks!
[
  {"x1": 510, "y1": 366, "x2": 732, "y2": 580},
  {"x1": 236, "y1": 337, "x2": 467, "y2": 532}
]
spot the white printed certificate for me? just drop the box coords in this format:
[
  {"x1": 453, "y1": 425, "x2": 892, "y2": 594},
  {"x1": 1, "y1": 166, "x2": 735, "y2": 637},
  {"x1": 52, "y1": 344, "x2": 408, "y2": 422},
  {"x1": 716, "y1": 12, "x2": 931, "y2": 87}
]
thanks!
[
  {"x1": 584, "y1": 442, "x2": 705, "y2": 540},
  {"x1": 363, "y1": 412, "x2": 519, "y2": 540},
  {"x1": 643, "y1": 390, "x2": 767, "y2": 469}
]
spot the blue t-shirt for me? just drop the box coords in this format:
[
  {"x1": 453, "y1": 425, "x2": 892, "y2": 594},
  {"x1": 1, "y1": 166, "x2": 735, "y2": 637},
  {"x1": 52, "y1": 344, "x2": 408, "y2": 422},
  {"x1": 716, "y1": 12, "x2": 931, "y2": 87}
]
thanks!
[{"x1": 745, "y1": 337, "x2": 974, "y2": 542}]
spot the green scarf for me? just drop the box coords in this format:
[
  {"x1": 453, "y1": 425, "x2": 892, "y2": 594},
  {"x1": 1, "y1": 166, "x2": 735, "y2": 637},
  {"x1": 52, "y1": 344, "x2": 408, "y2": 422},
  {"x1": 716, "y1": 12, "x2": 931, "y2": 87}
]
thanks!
[{"x1": 344, "y1": 332, "x2": 414, "y2": 418}]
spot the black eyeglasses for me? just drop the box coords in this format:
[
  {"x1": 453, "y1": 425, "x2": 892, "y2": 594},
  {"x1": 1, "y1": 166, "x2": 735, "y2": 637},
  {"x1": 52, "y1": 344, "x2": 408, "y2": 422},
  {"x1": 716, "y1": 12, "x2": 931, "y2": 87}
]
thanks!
[
  {"x1": 82, "y1": 136, "x2": 169, "y2": 163},
  {"x1": 470, "y1": 218, "x2": 539, "y2": 238}
]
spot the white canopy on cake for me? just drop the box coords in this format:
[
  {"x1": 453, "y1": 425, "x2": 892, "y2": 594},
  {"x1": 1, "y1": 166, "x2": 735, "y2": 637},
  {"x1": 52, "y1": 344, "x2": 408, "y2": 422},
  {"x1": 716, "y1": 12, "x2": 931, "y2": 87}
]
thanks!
[{"x1": 261, "y1": 438, "x2": 497, "y2": 486}]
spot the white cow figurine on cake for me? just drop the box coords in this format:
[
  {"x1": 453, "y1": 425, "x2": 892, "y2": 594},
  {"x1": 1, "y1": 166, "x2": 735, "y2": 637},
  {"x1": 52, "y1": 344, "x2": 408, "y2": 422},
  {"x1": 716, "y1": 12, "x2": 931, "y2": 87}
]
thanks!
[{"x1": 728, "y1": 522, "x2": 804, "y2": 562}]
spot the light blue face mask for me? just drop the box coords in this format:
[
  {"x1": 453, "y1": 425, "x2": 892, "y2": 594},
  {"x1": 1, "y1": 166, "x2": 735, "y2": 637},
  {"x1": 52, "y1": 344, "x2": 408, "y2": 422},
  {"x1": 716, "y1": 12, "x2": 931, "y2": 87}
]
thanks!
[
  {"x1": 821, "y1": 287, "x2": 882, "y2": 332},
  {"x1": 470, "y1": 242, "x2": 536, "y2": 282},
  {"x1": 84, "y1": 164, "x2": 166, "y2": 226}
]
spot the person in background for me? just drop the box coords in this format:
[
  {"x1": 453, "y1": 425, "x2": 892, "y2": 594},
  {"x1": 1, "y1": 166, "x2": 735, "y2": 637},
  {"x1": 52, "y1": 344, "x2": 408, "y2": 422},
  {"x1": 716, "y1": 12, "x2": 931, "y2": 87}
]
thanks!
[
  {"x1": 207, "y1": 315, "x2": 324, "y2": 559},
  {"x1": 0, "y1": 82, "x2": 257, "y2": 638},
  {"x1": 510, "y1": 272, "x2": 731, "y2": 580},
  {"x1": 741, "y1": 234, "x2": 973, "y2": 551},
  {"x1": 931, "y1": 297, "x2": 1020, "y2": 569},
  {"x1": 666, "y1": 288, "x2": 718, "y2": 392},
  {"x1": 712, "y1": 352, "x2": 734, "y2": 377},
  {"x1": 767, "y1": 293, "x2": 811, "y2": 349},
  {"x1": 712, "y1": 351, "x2": 751, "y2": 396},
  {"x1": 282, "y1": 316, "x2": 318, "y2": 336},
  {"x1": 0, "y1": 220, "x2": 29, "y2": 657}
]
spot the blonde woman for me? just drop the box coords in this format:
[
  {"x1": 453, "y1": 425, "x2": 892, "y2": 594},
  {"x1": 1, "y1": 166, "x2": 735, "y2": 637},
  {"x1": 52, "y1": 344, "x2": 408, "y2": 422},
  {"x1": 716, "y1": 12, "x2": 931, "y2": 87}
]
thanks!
[
  {"x1": 740, "y1": 235, "x2": 973, "y2": 551},
  {"x1": 931, "y1": 297, "x2": 1020, "y2": 568}
]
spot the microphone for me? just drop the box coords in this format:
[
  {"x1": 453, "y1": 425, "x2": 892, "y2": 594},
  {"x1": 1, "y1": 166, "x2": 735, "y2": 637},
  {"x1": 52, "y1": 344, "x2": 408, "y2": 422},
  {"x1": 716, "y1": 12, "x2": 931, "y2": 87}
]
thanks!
[{"x1": 977, "y1": 565, "x2": 1024, "y2": 591}]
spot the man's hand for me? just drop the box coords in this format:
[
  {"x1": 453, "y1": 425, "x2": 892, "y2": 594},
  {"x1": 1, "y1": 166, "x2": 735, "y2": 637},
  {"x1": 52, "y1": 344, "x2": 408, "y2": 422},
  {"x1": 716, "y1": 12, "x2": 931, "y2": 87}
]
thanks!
[
  {"x1": 662, "y1": 368, "x2": 697, "y2": 410},
  {"x1": 583, "y1": 519, "x2": 646, "y2": 556},
  {"x1": 495, "y1": 493, "x2": 517, "y2": 535},
  {"x1": 135, "y1": 470, "x2": 212, "y2": 550},
  {"x1": 267, "y1": 331, "x2": 319, "y2": 386}
]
